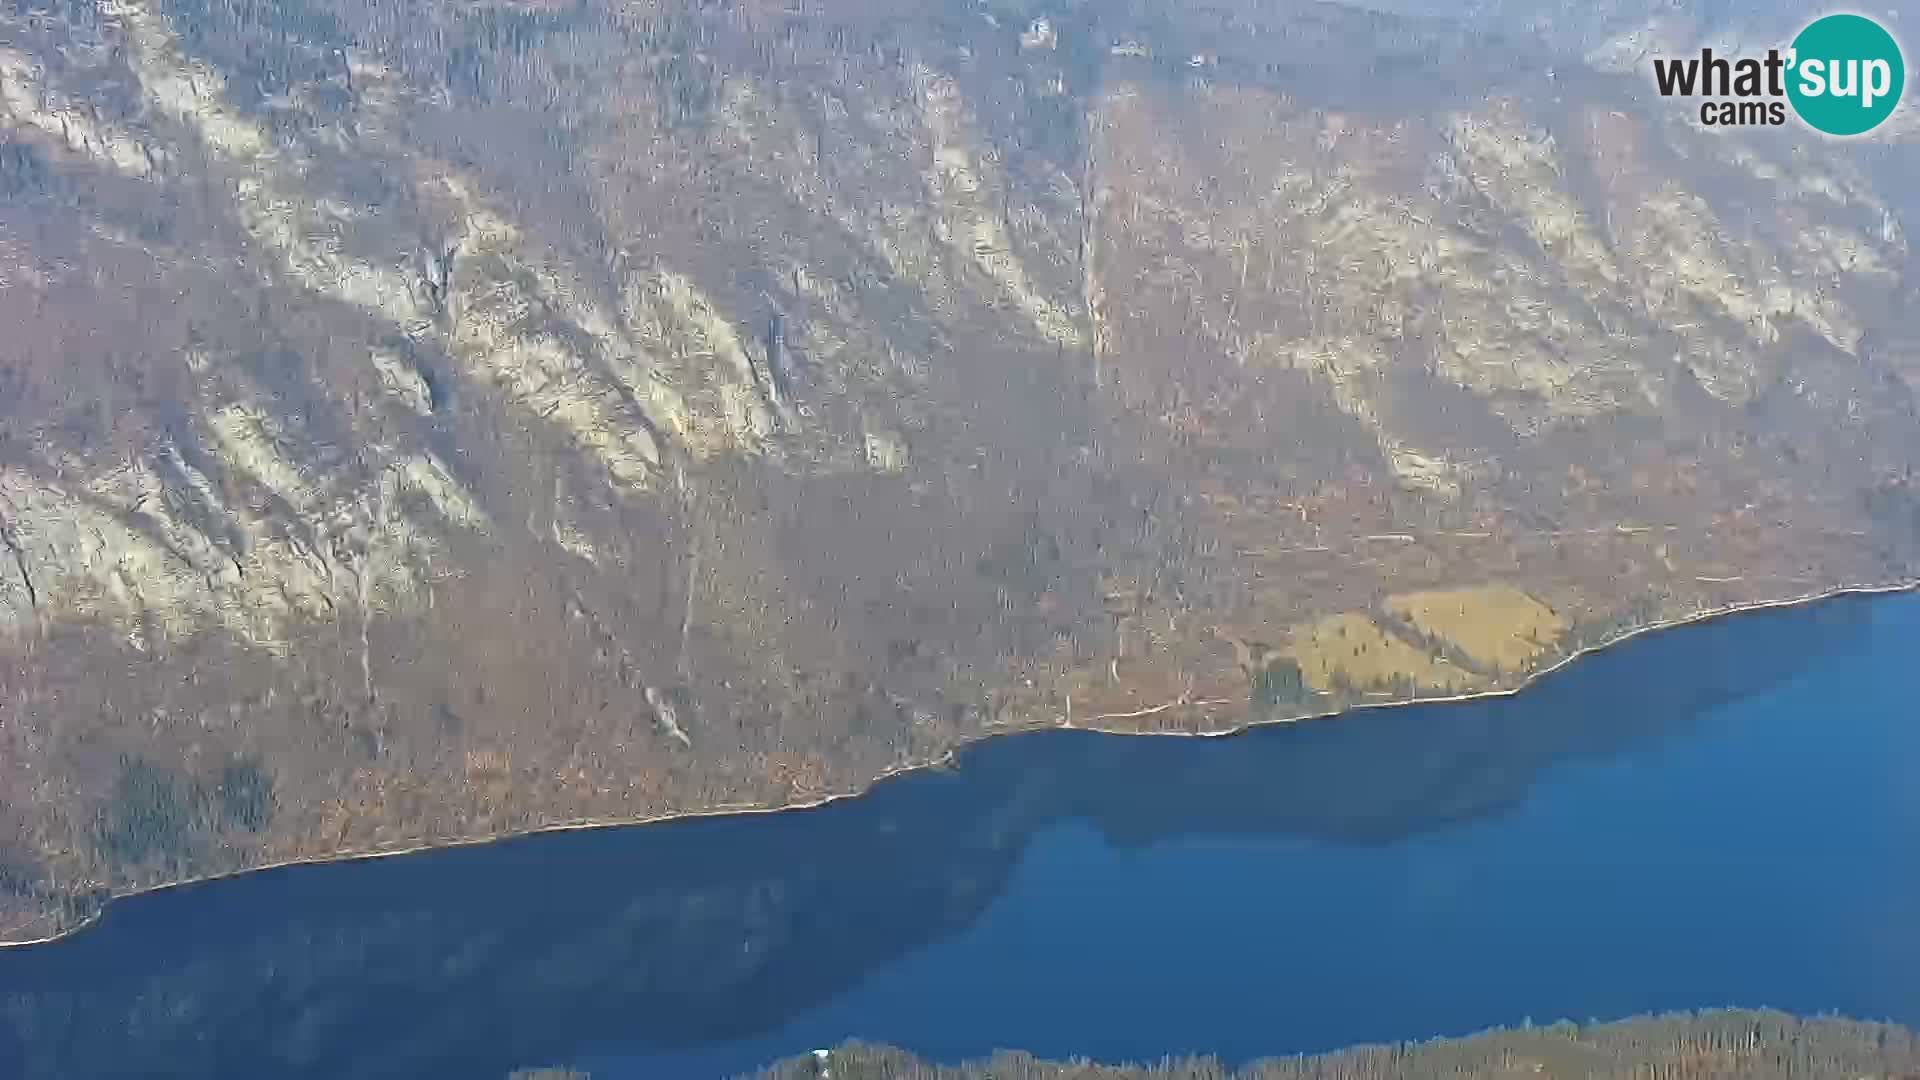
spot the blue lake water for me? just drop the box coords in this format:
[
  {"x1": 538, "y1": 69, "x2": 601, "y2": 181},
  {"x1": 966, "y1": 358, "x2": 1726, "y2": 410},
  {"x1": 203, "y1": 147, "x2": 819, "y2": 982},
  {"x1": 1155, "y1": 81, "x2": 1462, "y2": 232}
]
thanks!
[{"x1": 3, "y1": 592, "x2": 1918, "y2": 1079}]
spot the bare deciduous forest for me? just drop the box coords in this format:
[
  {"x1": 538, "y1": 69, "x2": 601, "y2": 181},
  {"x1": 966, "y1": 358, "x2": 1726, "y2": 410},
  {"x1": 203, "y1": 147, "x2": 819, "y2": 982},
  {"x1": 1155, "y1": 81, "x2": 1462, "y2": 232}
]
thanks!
[
  {"x1": 742, "y1": 1011, "x2": 1920, "y2": 1080},
  {"x1": 5, "y1": 0, "x2": 1920, "y2": 947}
]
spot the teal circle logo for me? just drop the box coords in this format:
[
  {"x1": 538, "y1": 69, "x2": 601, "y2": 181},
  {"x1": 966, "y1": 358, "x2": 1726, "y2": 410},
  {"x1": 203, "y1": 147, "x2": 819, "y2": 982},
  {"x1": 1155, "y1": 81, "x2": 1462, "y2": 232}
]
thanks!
[{"x1": 1788, "y1": 14, "x2": 1905, "y2": 136}]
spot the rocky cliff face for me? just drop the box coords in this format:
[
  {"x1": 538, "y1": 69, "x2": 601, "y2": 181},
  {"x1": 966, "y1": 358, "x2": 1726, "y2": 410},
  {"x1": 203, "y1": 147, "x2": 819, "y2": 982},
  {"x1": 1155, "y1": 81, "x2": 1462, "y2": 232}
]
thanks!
[{"x1": 1, "y1": 0, "x2": 1918, "y2": 941}]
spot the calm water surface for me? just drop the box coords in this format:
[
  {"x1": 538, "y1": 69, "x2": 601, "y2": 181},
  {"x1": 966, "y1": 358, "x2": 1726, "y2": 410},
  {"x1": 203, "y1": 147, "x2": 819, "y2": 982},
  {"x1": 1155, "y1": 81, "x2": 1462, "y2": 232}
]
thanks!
[{"x1": 3, "y1": 594, "x2": 1918, "y2": 1079}]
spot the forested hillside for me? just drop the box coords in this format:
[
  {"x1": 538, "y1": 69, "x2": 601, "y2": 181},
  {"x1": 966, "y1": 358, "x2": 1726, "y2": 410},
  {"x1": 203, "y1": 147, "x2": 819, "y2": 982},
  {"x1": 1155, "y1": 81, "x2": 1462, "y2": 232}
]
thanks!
[{"x1": 5, "y1": 0, "x2": 1920, "y2": 938}]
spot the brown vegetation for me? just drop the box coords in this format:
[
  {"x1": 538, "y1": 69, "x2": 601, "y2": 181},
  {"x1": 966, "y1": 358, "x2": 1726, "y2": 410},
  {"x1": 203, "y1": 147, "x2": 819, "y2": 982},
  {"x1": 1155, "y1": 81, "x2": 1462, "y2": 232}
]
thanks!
[{"x1": 1, "y1": 0, "x2": 1919, "y2": 938}]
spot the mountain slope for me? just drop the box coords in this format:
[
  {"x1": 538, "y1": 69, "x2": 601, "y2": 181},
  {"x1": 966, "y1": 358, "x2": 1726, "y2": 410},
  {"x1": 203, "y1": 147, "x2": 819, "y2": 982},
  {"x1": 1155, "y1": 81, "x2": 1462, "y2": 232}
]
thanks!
[{"x1": 2, "y1": 0, "x2": 1918, "y2": 941}]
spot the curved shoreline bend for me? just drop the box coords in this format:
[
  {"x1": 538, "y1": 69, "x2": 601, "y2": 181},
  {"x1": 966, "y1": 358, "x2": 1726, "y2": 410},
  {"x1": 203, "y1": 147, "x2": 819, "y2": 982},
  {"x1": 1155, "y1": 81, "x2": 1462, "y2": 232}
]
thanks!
[{"x1": 6, "y1": 576, "x2": 1915, "y2": 951}]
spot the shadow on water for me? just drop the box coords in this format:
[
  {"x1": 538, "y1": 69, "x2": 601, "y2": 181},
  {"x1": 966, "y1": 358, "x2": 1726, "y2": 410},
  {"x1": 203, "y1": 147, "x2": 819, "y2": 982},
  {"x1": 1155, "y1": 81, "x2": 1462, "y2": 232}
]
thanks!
[{"x1": 0, "y1": 595, "x2": 1883, "y2": 1079}]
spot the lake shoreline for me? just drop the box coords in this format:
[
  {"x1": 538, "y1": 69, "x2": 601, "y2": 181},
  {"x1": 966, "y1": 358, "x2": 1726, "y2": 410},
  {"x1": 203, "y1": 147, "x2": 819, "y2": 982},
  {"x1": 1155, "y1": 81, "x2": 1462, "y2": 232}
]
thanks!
[
  {"x1": 748, "y1": 1009, "x2": 1920, "y2": 1080},
  {"x1": 7, "y1": 575, "x2": 1916, "y2": 951}
]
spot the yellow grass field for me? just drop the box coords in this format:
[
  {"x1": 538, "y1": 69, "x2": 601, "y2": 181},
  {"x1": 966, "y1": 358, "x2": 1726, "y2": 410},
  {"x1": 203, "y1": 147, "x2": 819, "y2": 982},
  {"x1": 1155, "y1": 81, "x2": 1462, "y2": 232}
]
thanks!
[
  {"x1": 1383, "y1": 584, "x2": 1572, "y2": 674},
  {"x1": 1283, "y1": 612, "x2": 1483, "y2": 694}
]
